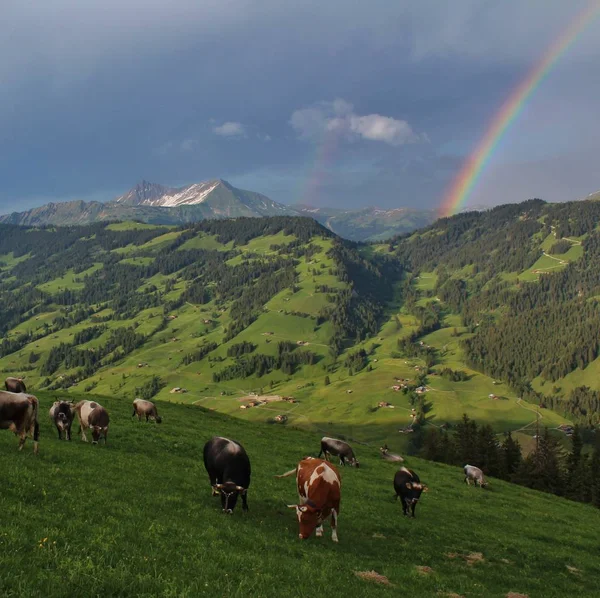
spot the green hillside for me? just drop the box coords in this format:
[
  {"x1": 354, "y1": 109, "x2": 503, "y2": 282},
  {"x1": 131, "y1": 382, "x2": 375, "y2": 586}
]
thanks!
[
  {"x1": 0, "y1": 214, "x2": 576, "y2": 458},
  {"x1": 2, "y1": 392, "x2": 599, "y2": 597}
]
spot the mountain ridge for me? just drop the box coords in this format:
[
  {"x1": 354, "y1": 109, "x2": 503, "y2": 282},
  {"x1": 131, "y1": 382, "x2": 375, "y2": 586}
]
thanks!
[
  {"x1": 0, "y1": 179, "x2": 299, "y2": 228},
  {"x1": 0, "y1": 179, "x2": 437, "y2": 241}
]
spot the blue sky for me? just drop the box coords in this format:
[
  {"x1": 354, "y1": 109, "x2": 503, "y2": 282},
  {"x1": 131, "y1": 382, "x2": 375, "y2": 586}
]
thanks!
[{"x1": 1, "y1": 0, "x2": 599, "y2": 212}]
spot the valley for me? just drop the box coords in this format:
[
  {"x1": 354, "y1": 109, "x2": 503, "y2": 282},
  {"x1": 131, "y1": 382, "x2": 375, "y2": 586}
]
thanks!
[{"x1": 3, "y1": 202, "x2": 597, "y2": 457}]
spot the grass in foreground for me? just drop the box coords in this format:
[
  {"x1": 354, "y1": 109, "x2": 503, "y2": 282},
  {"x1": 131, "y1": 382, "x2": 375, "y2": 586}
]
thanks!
[{"x1": 1, "y1": 393, "x2": 598, "y2": 597}]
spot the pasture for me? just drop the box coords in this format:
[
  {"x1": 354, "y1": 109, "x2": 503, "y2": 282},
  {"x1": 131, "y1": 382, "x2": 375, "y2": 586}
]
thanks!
[{"x1": 1, "y1": 392, "x2": 598, "y2": 597}]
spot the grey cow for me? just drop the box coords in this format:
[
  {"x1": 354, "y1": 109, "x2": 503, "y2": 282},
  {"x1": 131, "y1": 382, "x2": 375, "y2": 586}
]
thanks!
[
  {"x1": 318, "y1": 436, "x2": 359, "y2": 467},
  {"x1": 132, "y1": 398, "x2": 162, "y2": 423},
  {"x1": 464, "y1": 464, "x2": 488, "y2": 487}
]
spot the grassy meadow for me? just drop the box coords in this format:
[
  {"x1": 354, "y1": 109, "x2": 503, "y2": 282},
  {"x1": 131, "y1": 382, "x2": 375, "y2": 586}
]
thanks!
[{"x1": 1, "y1": 392, "x2": 599, "y2": 597}]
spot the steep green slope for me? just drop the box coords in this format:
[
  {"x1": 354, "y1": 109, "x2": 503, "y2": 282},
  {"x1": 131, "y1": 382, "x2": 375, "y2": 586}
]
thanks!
[
  {"x1": 2, "y1": 393, "x2": 599, "y2": 597},
  {"x1": 389, "y1": 198, "x2": 600, "y2": 427},
  {"x1": 1, "y1": 214, "x2": 571, "y2": 454}
]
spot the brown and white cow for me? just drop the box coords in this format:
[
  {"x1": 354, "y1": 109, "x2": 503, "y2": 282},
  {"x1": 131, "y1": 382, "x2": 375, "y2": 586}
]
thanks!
[
  {"x1": 132, "y1": 398, "x2": 162, "y2": 423},
  {"x1": 73, "y1": 400, "x2": 109, "y2": 444},
  {"x1": 0, "y1": 390, "x2": 39, "y2": 453},
  {"x1": 276, "y1": 457, "x2": 341, "y2": 542},
  {"x1": 5, "y1": 377, "x2": 26, "y2": 393}
]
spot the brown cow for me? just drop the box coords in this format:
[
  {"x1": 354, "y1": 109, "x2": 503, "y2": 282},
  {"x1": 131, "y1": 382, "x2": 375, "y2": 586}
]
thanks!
[
  {"x1": 73, "y1": 400, "x2": 109, "y2": 444},
  {"x1": 276, "y1": 457, "x2": 341, "y2": 542},
  {"x1": 5, "y1": 377, "x2": 26, "y2": 393},
  {"x1": 0, "y1": 390, "x2": 39, "y2": 453},
  {"x1": 132, "y1": 398, "x2": 162, "y2": 423}
]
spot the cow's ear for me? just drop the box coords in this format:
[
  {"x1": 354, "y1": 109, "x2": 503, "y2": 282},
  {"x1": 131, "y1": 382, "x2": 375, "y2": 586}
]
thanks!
[{"x1": 405, "y1": 482, "x2": 413, "y2": 489}]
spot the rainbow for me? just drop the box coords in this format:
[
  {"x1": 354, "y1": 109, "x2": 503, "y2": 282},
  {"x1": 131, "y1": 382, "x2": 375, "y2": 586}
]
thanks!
[
  {"x1": 300, "y1": 126, "x2": 341, "y2": 205},
  {"x1": 439, "y1": 1, "x2": 600, "y2": 218}
]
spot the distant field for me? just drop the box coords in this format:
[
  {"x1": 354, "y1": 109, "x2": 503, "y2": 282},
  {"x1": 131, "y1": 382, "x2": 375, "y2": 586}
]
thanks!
[{"x1": 106, "y1": 221, "x2": 164, "y2": 231}]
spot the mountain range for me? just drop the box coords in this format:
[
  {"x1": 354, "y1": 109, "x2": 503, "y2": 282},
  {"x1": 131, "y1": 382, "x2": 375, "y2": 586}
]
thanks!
[{"x1": 0, "y1": 179, "x2": 438, "y2": 241}]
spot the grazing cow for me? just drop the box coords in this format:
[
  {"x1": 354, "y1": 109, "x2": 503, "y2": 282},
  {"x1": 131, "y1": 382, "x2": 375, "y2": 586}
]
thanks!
[
  {"x1": 5, "y1": 377, "x2": 26, "y2": 393},
  {"x1": 49, "y1": 400, "x2": 75, "y2": 440},
  {"x1": 393, "y1": 467, "x2": 428, "y2": 518},
  {"x1": 380, "y1": 444, "x2": 404, "y2": 462},
  {"x1": 318, "y1": 437, "x2": 359, "y2": 468},
  {"x1": 0, "y1": 391, "x2": 39, "y2": 453},
  {"x1": 464, "y1": 464, "x2": 488, "y2": 488},
  {"x1": 276, "y1": 457, "x2": 341, "y2": 542},
  {"x1": 73, "y1": 400, "x2": 109, "y2": 444},
  {"x1": 203, "y1": 436, "x2": 251, "y2": 513},
  {"x1": 132, "y1": 398, "x2": 162, "y2": 423}
]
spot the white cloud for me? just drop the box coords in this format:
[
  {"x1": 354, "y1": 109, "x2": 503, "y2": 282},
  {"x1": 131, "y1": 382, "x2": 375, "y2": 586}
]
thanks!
[
  {"x1": 212, "y1": 121, "x2": 247, "y2": 137},
  {"x1": 180, "y1": 138, "x2": 197, "y2": 151},
  {"x1": 290, "y1": 99, "x2": 421, "y2": 146}
]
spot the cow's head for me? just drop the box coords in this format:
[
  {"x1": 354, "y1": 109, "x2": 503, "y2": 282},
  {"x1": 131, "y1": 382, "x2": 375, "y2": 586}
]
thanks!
[
  {"x1": 154, "y1": 415, "x2": 163, "y2": 424},
  {"x1": 404, "y1": 481, "x2": 428, "y2": 504},
  {"x1": 288, "y1": 501, "x2": 322, "y2": 539},
  {"x1": 57, "y1": 412, "x2": 69, "y2": 431},
  {"x1": 380, "y1": 445, "x2": 389, "y2": 455},
  {"x1": 90, "y1": 426, "x2": 108, "y2": 444},
  {"x1": 215, "y1": 482, "x2": 246, "y2": 513},
  {"x1": 350, "y1": 458, "x2": 360, "y2": 468}
]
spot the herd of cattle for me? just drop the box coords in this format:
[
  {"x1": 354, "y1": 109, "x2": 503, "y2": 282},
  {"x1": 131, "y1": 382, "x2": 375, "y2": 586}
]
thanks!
[{"x1": 0, "y1": 377, "x2": 489, "y2": 542}]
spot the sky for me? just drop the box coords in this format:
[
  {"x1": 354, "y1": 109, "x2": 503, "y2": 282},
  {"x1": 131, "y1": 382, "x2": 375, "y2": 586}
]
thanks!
[{"x1": 1, "y1": 0, "x2": 599, "y2": 213}]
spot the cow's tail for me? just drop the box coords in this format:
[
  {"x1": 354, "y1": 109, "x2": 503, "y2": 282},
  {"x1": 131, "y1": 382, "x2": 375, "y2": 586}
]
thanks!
[{"x1": 274, "y1": 468, "x2": 297, "y2": 479}]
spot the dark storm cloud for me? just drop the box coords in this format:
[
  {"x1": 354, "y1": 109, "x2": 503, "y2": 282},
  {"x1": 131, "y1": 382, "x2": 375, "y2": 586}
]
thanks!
[{"x1": 1, "y1": 0, "x2": 598, "y2": 212}]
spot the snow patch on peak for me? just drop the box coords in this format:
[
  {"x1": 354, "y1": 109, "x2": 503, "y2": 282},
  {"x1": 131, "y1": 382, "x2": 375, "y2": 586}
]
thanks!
[{"x1": 157, "y1": 181, "x2": 221, "y2": 207}]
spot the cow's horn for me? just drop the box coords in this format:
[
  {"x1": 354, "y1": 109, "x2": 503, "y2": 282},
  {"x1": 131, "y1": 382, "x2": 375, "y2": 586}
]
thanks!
[
  {"x1": 287, "y1": 504, "x2": 298, "y2": 509},
  {"x1": 215, "y1": 484, "x2": 224, "y2": 489},
  {"x1": 235, "y1": 486, "x2": 245, "y2": 492}
]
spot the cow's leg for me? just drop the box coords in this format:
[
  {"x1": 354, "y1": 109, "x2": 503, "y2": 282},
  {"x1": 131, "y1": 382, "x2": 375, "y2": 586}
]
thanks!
[
  {"x1": 411, "y1": 502, "x2": 417, "y2": 518},
  {"x1": 339, "y1": 456, "x2": 345, "y2": 467},
  {"x1": 132, "y1": 408, "x2": 136, "y2": 419},
  {"x1": 80, "y1": 425, "x2": 88, "y2": 442},
  {"x1": 330, "y1": 509, "x2": 338, "y2": 543},
  {"x1": 18, "y1": 429, "x2": 26, "y2": 451},
  {"x1": 318, "y1": 447, "x2": 324, "y2": 459},
  {"x1": 56, "y1": 425, "x2": 62, "y2": 440},
  {"x1": 146, "y1": 415, "x2": 149, "y2": 422},
  {"x1": 67, "y1": 425, "x2": 71, "y2": 441},
  {"x1": 241, "y1": 492, "x2": 249, "y2": 511},
  {"x1": 315, "y1": 524, "x2": 324, "y2": 537},
  {"x1": 465, "y1": 476, "x2": 470, "y2": 485},
  {"x1": 103, "y1": 429, "x2": 108, "y2": 445},
  {"x1": 207, "y1": 470, "x2": 219, "y2": 495},
  {"x1": 400, "y1": 496, "x2": 409, "y2": 516},
  {"x1": 32, "y1": 420, "x2": 39, "y2": 455}
]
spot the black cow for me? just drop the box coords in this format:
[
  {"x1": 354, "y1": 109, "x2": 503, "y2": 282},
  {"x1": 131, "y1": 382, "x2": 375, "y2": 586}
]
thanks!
[
  {"x1": 318, "y1": 436, "x2": 359, "y2": 467},
  {"x1": 203, "y1": 436, "x2": 251, "y2": 513},
  {"x1": 5, "y1": 377, "x2": 26, "y2": 393},
  {"x1": 49, "y1": 401, "x2": 75, "y2": 440},
  {"x1": 393, "y1": 467, "x2": 428, "y2": 517}
]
